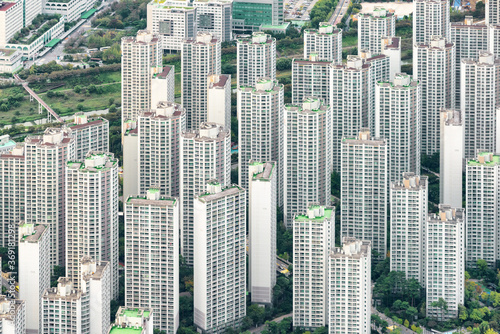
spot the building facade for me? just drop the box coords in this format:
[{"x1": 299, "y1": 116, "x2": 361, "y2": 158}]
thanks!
[
  {"x1": 68, "y1": 114, "x2": 109, "y2": 161},
  {"x1": 284, "y1": 98, "x2": 332, "y2": 226},
  {"x1": 375, "y1": 73, "x2": 421, "y2": 184},
  {"x1": 180, "y1": 123, "x2": 231, "y2": 265},
  {"x1": 380, "y1": 36, "x2": 401, "y2": 81},
  {"x1": 293, "y1": 205, "x2": 334, "y2": 330},
  {"x1": 303, "y1": 22, "x2": 342, "y2": 62},
  {"x1": 182, "y1": 32, "x2": 221, "y2": 129},
  {"x1": 194, "y1": 183, "x2": 246, "y2": 333},
  {"x1": 237, "y1": 32, "x2": 276, "y2": 87},
  {"x1": 65, "y1": 152, "x2": 119, "y2": 299},
  {"x1": 466, "y1": 152, "x2": 500, "y2": 267},
  {"x1": 232, "y1": 0, "x2": 283, "y2": 33},
  {"x1": 358, "y1": 8, "x2": 396, "y2": 55},
  {"x1": 193, "y1": 0, "x2": 232, "y2": 42},
  {"x1": 390, "y1": 173, "x2": 428, "y2": 283},
  {"x1": 341, "y1": 130, "x2": 388, "y2": 257},
  {"x1": 292, "y1": 54, "x2": 332, "y2": 105},
  {"x1": 125, "y1": 189, "x2": 179, "y2": 332},
  {"x1": 207, "y1": 74, "x2": 231, "y2": 130},
  {"x1": 426, "y1": 205, "x2": 465, "y2": 320},
  {"x1": 0, "y1": 297, "x2": 25, "y2": 334},
  {"x1": 151, "y1": 66, "x2": 175, "y2": 107},
  {"x1": 413, "y1": 0, "x2": 450, "y2": 44}
]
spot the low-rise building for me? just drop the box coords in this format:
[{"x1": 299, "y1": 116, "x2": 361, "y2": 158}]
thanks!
[
  {"x1": 108, "y1": 307, "x2": 154, "y2": 334},
  {"x1": 43, "y1": 0, "x2": 97, "y2": 22},
  {"x1": 0, "y1": 296, "x2": 26, "y2": 334},
  {"x1": 0, "y1": 48, "x2": 22, "y2": 73}
]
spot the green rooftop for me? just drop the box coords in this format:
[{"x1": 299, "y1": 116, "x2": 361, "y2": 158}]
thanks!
[
  {"x1": 81, "y1": 8, "x2": 97, "y2": 19},
  {"x1": 45, "y1": 38, "x2": 61, "y2": 48},
  {"x1": 468, "y1": 152, "x2": 500, "y2": 166},
  {"x1": 109, "y1": 326, "x2": 143, "y2": 334},
  {"x1": 295, "y1": 207, "x2": 333, "y2": 221}
]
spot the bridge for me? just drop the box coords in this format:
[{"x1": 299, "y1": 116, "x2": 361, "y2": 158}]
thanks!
[{"x1": 13, "y1": 74, "x2": 64, "y2": 123}]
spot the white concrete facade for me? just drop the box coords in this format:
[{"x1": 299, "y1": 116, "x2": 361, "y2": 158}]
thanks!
[
  {"x1": 303, "y1": 22, "x2": 342, "y2": 63},
  {"x1": 69, "y1": 113, "x2": 109, "y2": 161},
  {"x1": 151, "y1": 66, "x2": 175, "y2": 107},
  {"x1": 207, "y1": 74, "x2": 231, "y2": 131},
  {"x1": 43, "y1": 0, "x2": 96, "y2": 22},
  {"x1": 380, "y1": 36, "x2": 401, "y2": 81},
  {"x1": 358, "y1": 8, "x2": 395, "y2": 55},
  {"x1": 0, "y1": 297, "x2": 25, "y2": 334},
  {"x1": 237, "y1": 32, "x2": 276, "y2": 87},
  {"x1": 0, "y1": 2, "x2": 23, "y2": 46},
  {"x1": 292, "y1": 54, "x2": 332, "y2": 105},
  {"x1": 193, "y1": 0, "x2": 233, "y2": 42},
  {"x1": 413, "y1": 0, "x2": 450, "y2": 44}
]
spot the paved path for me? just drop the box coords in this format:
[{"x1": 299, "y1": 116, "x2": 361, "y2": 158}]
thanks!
[
  {"x1": 249, "y1": 313, "x2": 293, "y2": 333},
  {"x1": 372, "y1": 307, "x2": 417, "y2": 334},
  {"x1": 328, "y1": 0, "x2": 350, "y2": 25}
]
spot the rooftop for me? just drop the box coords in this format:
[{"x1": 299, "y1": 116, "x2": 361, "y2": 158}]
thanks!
[
  {"x1": 295, "y1": 205, "x2": 334, "y2": 221},
  {"x1": 0, "y1": 2, "x2": 16, "y2": 11},
  {"x1": 126, "y1": 195, "x2": 177, "y2": 206},
  {"x1": 109, "y1": 326, "x2": 144, "y2": 334},
  {"x1": 467, "y1": 152, "x2": 500, "y2": 166},
  {"x1": 19, "y1": 223, "x2": 47, "y2": 243},
  {"x1": 251, "y1": 161, "x2": 275, "y2": 181},
  {"x1": 197, "y1": 185, "x2": 244, "y2": 202}
]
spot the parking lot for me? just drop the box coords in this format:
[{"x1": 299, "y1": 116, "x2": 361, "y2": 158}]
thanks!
[{"x1": 284, "y1": 0, "x2": 320, "y2": 20}]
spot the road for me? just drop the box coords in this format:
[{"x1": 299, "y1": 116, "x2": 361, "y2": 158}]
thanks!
[
  {"x1": 328, "y1": 0, "x2": 350, "y2": 25},
  {"x1": 249, "y1": 313, "x2": 293, "y2": 333}
]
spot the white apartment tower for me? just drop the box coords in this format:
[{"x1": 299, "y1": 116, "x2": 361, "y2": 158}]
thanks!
[
  {"x1": 138, "y1": 102, "x2": 186, "y2": 197},
  {"x1": 284, "y1": 97, "x2": 332, "y2": 226},
  {"x1": 69, "y1": 113, "x2": 109, "y2": 160},
  {"x1": 238, "y1": 78, "x2": 284, "y2": 205},
  {"x1": 182, "y1": 32, "x2": 221, "y2": 129},
  {"x1": 193, "y1": 0, "x2": 232, "y2": 43},
  {"x1": 207, "y1": 74, "x2": 231, "y2": 130},
  {"x1": 292, "y1": 205, "x2": 334, "y2": 330},
  {"x1": 440, "y1": 109, "x2": 464, "y2": 208},
  {"x1": 489, "y1": 24, "x2": 500, "y2": 58},
  {"x1": 66, "y1": 152, "x2": 119, "y2": 299},
  {"x1": 426, "y1": 205, "x2": 465, "y2": 320},
  {"x1": 0, "y1": 297, "x2": 25, "y2": 334},
  {"x1": 414, "y1": 36, "x2": 455, "y2": 155},
  {"x1": 358, "y1": 8, "x2": 396, "y2": 55},
  {"x1": 125, "y1": 189, "x2": 179, "y2": 332},
  {"x1": 331, "y1": 56, "x2": 371, "y2": 171},
  {"x1": 151, "y1": 66, "x2": 175, "y2": 107},
  {"x1": 292, "y1": 54, "x2": 333, "y2": 105},
  {"x1": 0, "y1": 1, "x2": 23, "y2": 46},
  {"x1": 109, "y1": 307, "x2": 154, "y2": 334},
  {"x1": 390, "y1": 173, "x2": 428, "y2": 283},
  {"x1": 375, "y1": 73, "x2": 421, "y2": 184},
  {"x1": 121, "y1": 30, "x2": 162, "y2": 129},
  {"x1": 25, "y1": 127, "x2": 75, "y2": 268},
  {"x1": 381, "y1": 36, "x2": 402, "y2": 81},
  {"x1": 303, "y1": 22, "x2": 342, "y2": 63},
  {"x1": 451, "y1": 16, "x2": 488, "y2": 108},
  {"x1": 341, "y1": 130, "x2": 388, "y2": 257},
  {"x1": 180, "y1": 123, "x2": 231, "y2": 265},
  {"x1": 466, "y1": 152, "x2": 500, "y2": 267},
  {"x1": 487, "y1": 0, "x2": 500, "y2": 25},
  {"x1": 413, "y1": 0, "x2": 450, "y2": 44},
  {"x1": 41, "y1": 262, "x2": 110, "y2": 334},
  {"x1": 0, "y1": 144, "x2": 24, "y2": 247},
  {"x1": 329, "y1": 238, "x2": 371, "y2": 334},
  {"x1": 19, "y1": 223, "x2": 50, "y2": 333},
  {"x1": 248, "y1": 161, "x2": 277, "y2": 305},
  {"x1": 237, "y1": 32, "x2": 276, "y2": 87},
  {"x1": 461, "y1": 51, "x2": 500, "y2": 159},
  {"x1": 194, "y1": 182, "x2": 246, "y2": 333},
  {"x1": 147, "y1": 1, "x2": 197, "y2": 52},
  {"x1": 123, "y1": 122, "x2": 139, "y2": 202}
]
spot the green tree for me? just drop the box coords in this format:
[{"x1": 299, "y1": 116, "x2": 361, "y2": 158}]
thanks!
[
  {"x1": 430, "y1": 297, "x2": 448, "y2": 321},
  {"x1": 458, "y1": 304, "x2": 468, "y2": 320},
  {"x1": 403, "y1": 319, "x2": 409, "y2": 327},
  {"x1": 74, "y1": 85, "x2": 81, "y2": 93},
  {"x1": 247, "y1": 304, "x2": 265, "y2": 326}
]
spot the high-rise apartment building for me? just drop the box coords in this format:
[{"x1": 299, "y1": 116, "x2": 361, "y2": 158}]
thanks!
[
  {"x1": 207, "y1": 74, "x2": 231, "y2": 130},
  {"x1": 19, "y1": 223, "x2": 50, "y2": 333},
  {"x1": 292, "y1": 205, "x2": 334, "y2": 330},
  {"x1": 0, "y1": 1, "x2": 23, "y2": 46},
  {"x1": 193, "y1": 0, "x2": 232, "y2": 42},
  {"x1": 466, "y1": 152, "x2": 500, "y2": 267},
  {"x1": 68, "y1": 113, "x2": 109, "y2": 161},
  {"x1": 41, "y1": 261, "x2": 110, "y2": 334},
  {"x1": 180, "y1": 122, "x2": 231, "y2": 265},
  {"x1": 138, "y1": 102, "x2": 186, "y2": 197},
  {"x1": 292, "y1": 54, "x2": 333, "y2": 105},
  {"x1": 121, "y1": 30, "x2": 162, "y2": 129},
  {"x1": 303, "y1": 22, "x2": 342, "y2": 62},
  {"x1": 461, "y1": 51, "x2": 500, "y2": 159},
  {"x1": 329, "y1": 238, "x2": 371, "y2": 334},
  {"x1": 66, "y1": 152, "x2": 119, "y2": 299},
  {"x1": 331, "y1": 56, "x2": 371, "y2": 171},
  {"x1": 238, "y1": 78, "x2": 284, "y2": 205},
  {"x1": 414, "y1": 36, "x2": 455, "y2": 155},
  {"x1": 451, "y1": 16, "x2": 488, "y2": 108},
  {"x1": 125, "y1": 188, "x2": 179, "y2": 332},
  {"x1": 182, "y1": 32, "x2": 221, "y2": 129},
  {"x1": 147, "y1": 1, "x2": 197, "y2": 52},
  {"x1": 0, "y1": 144, "x2": 24, "y2": 247},
  {"x1": 284, "y1": 97, "x2": 332, "y2": 226},
  {"x1": 341, "y1": 130, "x2": 388, "y2": 257},
  {"x1": 151, "y1": 66, "x2": 175, "y2": 107},
  {"x1": 440, "y1": 109, "x2": 464, "y2": 209},
  {"x1": 123, "y1": 121, "x2": 139, "y2": 201},
  {"x1": 375, "y1": 73, "x2": 421, "y2": 184},
  {"x1": 237, "y1": 32, "x2": 276, "y2": 87},
  {"x1": 25, "y1": 127, "x2": 75, "y2": 268},
  {"x1": 232, "y1": 0, "x2": 283, "y2": 33},
  {"x1": 390, "y1": 173, "x2": 428, "y2": 283},
  {"x1": 487, "y1": 0, "x2": 500, "y2": 25},
  {"x1": 0, "y1": 296, "x2": 25, "y2": 334},
  {"x1": 381, "y1": 36, "x2": 402, "y2": 81},
  {"x1": 413, "y1": 0, "x2": 450, "y2": 44},
  {"x1": 108, "y1": 308, "x2": 154, "y2": 334},
  {"x1": 426, "y1": 205, "x2": 465, "y2": 320},
  {"x1": 358, "y1": 7, "x2": 396, "y2": 55},
  {"x1": 194, "y1": 182, "x2": 246, "y2": 333},
  {"x1": 489, "y1": 24, "x2": 500, "y2": 58},
  {"x1": 248, "y1": 161, "x2": 276, "y2": 305}
]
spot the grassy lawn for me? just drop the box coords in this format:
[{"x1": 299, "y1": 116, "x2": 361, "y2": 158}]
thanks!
[{"x1": 343, "y1": 35, "x2": 358, "y2": 48}]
